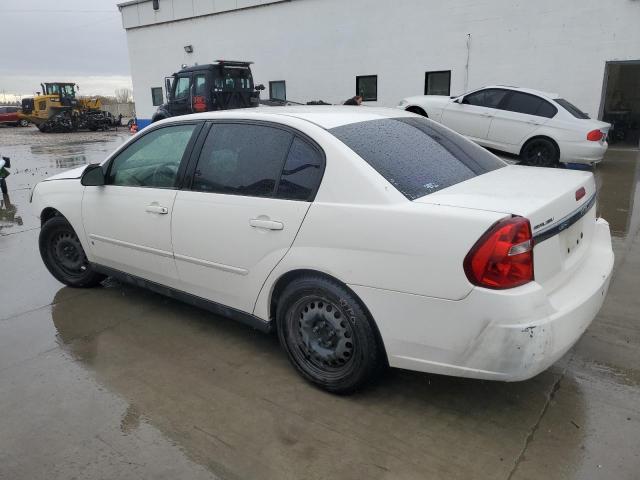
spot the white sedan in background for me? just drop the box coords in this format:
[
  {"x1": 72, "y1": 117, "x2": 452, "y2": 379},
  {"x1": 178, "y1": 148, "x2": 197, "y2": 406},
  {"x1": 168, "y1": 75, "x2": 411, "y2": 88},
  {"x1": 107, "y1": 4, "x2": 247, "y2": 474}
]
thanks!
[
  {"x1": 32, "y1": 107, "x2": 613, "y2": 393},
  {"x1": 398, "y1": 86, "x2": 611, "y2": 167}
]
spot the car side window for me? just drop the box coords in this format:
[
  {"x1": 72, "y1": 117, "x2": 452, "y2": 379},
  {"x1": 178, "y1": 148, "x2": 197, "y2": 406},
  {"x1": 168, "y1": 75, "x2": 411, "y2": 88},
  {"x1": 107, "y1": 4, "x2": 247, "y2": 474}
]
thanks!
[
  {"x1": 535, "y1": 99, "x2": 558, "y2": 118},
  {"x1": 500, "y1": 92, "x2": 557, "y2": 118},
  {"x1": 276, "y1": 137, "x2": 324, "y2": 201},
  {"x1": 174, "y1": 76, "x2": 191, "y2": 100},
  {"x1": 108, "y1": 124, "x2": 198, "y2": 188},
  {"x1": 194, "y1": 74, "x2": 207, "y2": 96},
  {"x1": 192, "y1": 123, "x2": 293, "y2": 197},
  {"x1": 462, "y1": 89, "x2": 507, "y2": 108}
]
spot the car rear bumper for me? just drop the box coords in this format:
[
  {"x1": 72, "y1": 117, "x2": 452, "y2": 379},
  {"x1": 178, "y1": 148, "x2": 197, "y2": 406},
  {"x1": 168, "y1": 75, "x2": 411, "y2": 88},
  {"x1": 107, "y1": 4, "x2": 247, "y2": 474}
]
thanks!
[
  {"x1": 350, "y1": 218, "x2": 614, "y2": 381},
  {"x1": 560, "y1": 140, "x2": 608, "y2": 164}
]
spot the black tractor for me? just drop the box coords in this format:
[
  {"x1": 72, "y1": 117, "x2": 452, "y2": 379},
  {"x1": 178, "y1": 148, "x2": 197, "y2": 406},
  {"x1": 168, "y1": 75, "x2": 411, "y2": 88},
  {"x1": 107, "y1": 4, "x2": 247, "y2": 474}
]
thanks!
[{"x1": 152, "y1": 60, "x2": 264, "y2": 123}]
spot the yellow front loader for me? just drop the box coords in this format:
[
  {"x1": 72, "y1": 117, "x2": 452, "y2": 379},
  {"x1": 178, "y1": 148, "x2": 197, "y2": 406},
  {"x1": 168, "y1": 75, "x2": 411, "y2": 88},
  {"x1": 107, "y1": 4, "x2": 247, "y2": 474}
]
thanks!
[{"x1": 20, "y1": 83, "x2": 110, "y2": 133}]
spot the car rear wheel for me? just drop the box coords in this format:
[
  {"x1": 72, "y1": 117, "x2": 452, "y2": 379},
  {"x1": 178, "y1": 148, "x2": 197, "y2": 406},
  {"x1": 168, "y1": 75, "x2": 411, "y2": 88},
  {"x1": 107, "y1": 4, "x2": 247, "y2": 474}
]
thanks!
[
  {"x1": 276, "y1": 275, "x2": 383, "y2": 394},
  {"x1": 39, "y1": 216, "x2": 105, "y2": 288},
  {"x1": 520, "y1": 138, "x2": 560, "y2": 167},
  {"x1": 19, "y1": 119, "x2": 29, "y2": 127}
]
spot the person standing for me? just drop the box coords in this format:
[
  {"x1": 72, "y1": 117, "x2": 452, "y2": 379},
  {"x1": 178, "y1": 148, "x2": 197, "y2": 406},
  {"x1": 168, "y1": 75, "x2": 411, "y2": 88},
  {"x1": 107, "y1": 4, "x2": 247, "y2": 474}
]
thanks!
[{"x1": 344, "y1": 95, "x2": 363, "y2": 106}]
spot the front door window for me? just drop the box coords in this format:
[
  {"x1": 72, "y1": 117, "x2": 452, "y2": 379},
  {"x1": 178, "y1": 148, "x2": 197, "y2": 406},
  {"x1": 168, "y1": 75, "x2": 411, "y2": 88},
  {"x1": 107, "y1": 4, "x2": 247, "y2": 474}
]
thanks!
[{"x1": 108, "y1": 124, "x2": 198, "y2": 188}]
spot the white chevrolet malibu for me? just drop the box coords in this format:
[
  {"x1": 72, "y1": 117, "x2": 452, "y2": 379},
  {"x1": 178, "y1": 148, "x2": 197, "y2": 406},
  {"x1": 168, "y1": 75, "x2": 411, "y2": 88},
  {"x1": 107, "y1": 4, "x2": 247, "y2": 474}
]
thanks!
[
  {"x1": 32, "y1": 107, "x2": 614, "y2": 393},
  {"x1": 398, "y1": 86, "x2": 611, "y2": 167}
]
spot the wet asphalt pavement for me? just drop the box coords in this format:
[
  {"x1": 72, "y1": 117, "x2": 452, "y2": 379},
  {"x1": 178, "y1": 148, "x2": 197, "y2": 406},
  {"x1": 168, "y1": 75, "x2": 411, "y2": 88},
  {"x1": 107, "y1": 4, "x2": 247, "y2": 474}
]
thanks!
[{"x1": 0, "y1": 125, "x2": 639, "y2": 479}]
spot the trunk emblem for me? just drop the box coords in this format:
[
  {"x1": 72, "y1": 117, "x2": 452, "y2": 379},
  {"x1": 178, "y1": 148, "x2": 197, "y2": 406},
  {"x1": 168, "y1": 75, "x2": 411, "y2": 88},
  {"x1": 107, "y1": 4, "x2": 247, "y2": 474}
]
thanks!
[{"x1": 533, "y1": 218, "x2": 554, "y2": 231}]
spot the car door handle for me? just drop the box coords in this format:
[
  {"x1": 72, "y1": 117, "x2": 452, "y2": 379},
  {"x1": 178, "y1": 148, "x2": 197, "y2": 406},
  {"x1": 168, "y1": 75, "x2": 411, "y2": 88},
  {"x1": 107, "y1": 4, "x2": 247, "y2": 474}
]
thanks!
[
  {"x1": 249, "y1": 218, "x2": 284, "y2": 230},
  {"x1": 527, "y1": 120, "x2": 541, "y2": 125},
  {"x1": 481, "y1": 113, "x2": 494, "y2": 118},
  {"x1": 146, "y1": 205, "x2": 169, "y2": 215}
]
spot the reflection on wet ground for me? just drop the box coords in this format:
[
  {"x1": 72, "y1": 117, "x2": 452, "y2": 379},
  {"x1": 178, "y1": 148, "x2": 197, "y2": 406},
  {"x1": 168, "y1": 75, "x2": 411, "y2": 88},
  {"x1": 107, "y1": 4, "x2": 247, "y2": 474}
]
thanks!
[
  {"x1": 0, "y1": 193, "x2": 23, "y2": 232},
  {"x1": 594, "y1": 149, "x2": 640, "y2": 239},
  {"x1": 0, "y1": 127, "x2": 639, "y2": 479},
  {"x1": 0, "y1": 127, "x2": 129, "y2": 236}
]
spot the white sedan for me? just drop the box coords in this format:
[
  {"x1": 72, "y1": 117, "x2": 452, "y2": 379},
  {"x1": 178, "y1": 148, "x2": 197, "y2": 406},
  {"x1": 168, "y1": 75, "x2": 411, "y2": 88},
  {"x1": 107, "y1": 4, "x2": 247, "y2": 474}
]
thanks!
[
  {"x1": 32, "y1": 107, "x2": 614, "y2": 393},
  {"x1": 398, "y1": 86, "x2": 611, "y2": 167}
]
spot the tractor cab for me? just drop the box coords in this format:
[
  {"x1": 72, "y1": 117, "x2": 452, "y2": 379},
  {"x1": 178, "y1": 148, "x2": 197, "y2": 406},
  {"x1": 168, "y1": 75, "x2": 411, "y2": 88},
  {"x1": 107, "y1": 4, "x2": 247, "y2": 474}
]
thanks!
[
  {"x1": 42, "y1": 83, "x2": 78, "y2": 108},
  {"x1": 152, "y1": 60, "x2": 264, "y2": 122}
]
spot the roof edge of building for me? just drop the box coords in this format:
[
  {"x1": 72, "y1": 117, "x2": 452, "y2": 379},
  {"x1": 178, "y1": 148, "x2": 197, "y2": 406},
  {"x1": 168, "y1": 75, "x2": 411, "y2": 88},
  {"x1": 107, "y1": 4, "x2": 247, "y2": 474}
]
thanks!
[{"x1": 119, "y1": 0, "x2": 294, "y2": 30}]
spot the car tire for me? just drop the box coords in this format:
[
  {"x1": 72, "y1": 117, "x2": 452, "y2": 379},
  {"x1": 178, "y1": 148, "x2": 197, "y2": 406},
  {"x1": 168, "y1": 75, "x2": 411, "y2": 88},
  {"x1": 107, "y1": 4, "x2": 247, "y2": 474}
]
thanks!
[
  {"x1": 520, "y1": 138, "x2": 560, "y2": 167},
  {"x1": 39, "y1": 216, "x2": 105, "y2": 288},
  {"x1": 276, "y1": 275, "x2": 383, "y2": 394},
  {"x1": 19, "y1": 119, "x2": 29, "y2": 127}
]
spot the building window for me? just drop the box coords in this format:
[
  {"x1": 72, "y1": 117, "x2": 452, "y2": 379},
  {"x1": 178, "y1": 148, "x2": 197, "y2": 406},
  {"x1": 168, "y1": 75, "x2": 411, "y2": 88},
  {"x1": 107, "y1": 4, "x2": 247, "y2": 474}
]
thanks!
[
  {"x1": 269, "y1": 81, "x2": 286, "y2": 101},
  {"x1": 151, "y1": 87, "x2": 163, "y2": 106},
  {"x1": 425, "y1": 71, "x2": 451, "y2": 96},
  {"x1": 356, "y1": 75, "x2": 377, "y2": 102}
]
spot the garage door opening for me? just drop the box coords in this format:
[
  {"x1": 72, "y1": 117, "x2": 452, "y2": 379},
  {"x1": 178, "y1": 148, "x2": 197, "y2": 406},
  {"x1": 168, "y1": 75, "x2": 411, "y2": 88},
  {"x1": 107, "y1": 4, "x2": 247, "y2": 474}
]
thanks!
[{"x1": 600, "y1": 61, "x2": 640, "y2": 148}]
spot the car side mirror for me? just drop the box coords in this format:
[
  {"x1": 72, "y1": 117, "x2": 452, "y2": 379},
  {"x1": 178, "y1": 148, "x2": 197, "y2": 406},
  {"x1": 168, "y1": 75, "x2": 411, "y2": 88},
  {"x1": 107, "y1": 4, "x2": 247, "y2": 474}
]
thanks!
[
  {"x1": 453, "y1": 97, "x2": 462, "y2": 104},
  {"x1": 81, "y1": 164, "x2": 106, "y2": 186}
]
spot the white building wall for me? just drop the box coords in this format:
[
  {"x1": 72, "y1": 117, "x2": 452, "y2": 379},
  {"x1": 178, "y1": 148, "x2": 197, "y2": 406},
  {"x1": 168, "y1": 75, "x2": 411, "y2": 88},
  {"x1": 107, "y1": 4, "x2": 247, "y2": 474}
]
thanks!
[{"x1": 121, "y1": 0, "x2": 640, "y2": 122}]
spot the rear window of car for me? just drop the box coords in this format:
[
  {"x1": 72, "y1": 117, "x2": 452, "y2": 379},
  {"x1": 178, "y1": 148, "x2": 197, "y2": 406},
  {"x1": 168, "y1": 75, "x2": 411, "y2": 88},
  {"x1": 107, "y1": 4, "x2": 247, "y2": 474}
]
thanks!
[
  {"x1": 501, "y1": 92, "x2": 557, "y2": 118},
  {"x1": 555, "y1": 98, "x2": 590, "y2": 119},
  {"x1": 330, "y1": 117, "x2": 506, "y2": 200}
]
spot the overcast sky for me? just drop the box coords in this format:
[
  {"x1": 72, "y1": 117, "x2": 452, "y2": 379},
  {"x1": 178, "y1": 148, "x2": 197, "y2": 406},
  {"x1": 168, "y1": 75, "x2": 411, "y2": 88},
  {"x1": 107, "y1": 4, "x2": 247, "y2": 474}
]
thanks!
[{"x1": 0, "y1": 0, "x2": 132, "y2": 101}]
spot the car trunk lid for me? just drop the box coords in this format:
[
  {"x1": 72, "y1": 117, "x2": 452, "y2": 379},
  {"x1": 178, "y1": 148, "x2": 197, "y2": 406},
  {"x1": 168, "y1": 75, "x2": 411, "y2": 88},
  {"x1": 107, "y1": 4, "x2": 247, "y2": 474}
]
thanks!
[{"x1": 415, "y1": 165, "x2": 597, "y2": 288}]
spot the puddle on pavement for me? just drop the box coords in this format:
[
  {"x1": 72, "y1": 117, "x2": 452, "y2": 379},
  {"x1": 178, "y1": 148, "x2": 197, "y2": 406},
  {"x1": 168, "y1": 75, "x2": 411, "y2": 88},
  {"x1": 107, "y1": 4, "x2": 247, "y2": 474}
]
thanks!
[
  {"x1": 45, "y1": 284, "x2": 586, "y2": 480},
  {"x1": 0, "y1": 127, "x2": 130, "y2": 236},
  {"x1": 0, "y1": 193, "x2": 24, "y2": 232},
  {"x1": 594, "y1": 149, "x2": 640, "y2": 239}
]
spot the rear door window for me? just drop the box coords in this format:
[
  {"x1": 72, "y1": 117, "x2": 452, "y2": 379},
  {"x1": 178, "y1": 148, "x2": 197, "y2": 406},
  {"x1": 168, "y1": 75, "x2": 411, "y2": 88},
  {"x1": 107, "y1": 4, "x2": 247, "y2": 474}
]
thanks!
[
  {"x1": 330, "y1": 117, "x2": 505, "y2": 200},
  {"x1": 500, "y1": 92, "x2": 543, "y2": 115},
  {"x1": 536, "y1": 100, "x2": 558, "y2": 118},
  {"x1": 276, "y1": 137, "x2": 324, "y2": 201},
  {"x1": 192, "y1": 123, "x2": 293, "y2": 197},
  {"x1": 499, "y1": 92, "x2": 557, "y2": 118}
]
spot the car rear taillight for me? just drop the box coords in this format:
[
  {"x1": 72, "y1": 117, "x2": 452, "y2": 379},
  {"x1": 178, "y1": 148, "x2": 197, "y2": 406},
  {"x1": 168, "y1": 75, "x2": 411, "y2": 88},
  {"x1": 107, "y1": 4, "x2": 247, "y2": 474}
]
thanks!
[
  {"x1": 464, "y1": 217, "x2": 534, "y2": 289},
  {"x1": 586, "y1": 129, "x2": 604, "y2": 142}
]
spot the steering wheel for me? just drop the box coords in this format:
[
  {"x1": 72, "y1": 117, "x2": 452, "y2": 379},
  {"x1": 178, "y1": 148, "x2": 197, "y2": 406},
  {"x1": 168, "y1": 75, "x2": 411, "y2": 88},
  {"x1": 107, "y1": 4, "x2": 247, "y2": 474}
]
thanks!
[{"x1": 151, "y1": 163, "x2": 178, "y2": 186}]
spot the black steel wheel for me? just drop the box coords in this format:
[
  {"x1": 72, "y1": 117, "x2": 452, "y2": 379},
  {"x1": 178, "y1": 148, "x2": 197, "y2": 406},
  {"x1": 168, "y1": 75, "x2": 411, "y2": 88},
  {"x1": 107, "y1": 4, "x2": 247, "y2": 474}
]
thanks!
[
  {"x1": 520, "y1": 138, "x2": 560, "y2": 167},
  {"x1": 276, "y1": 275, "x2": 383, "y2": 394},
  {"x1": 39, "y1": 216, "x2": 105, "y2": 288}
]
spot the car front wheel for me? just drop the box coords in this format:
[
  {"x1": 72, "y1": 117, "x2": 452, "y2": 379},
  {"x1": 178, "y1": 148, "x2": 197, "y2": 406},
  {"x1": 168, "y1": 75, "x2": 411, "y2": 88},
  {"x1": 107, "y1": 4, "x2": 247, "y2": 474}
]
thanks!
[
  {"x1": 276, "y1": 275, "x2": 383, "y2": 394},
  {"x1": 39, "y1": 216, "x2": 105, "y2": 288}
]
